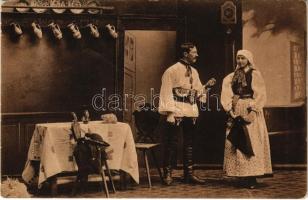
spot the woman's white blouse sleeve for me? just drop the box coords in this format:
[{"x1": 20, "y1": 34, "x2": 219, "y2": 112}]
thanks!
[
  {"x1": 251, "y1": 70, "x2": 267, "y2": 111},
  {"x1": 220, "y1": 73, "x2": 234, "y2": 112}
]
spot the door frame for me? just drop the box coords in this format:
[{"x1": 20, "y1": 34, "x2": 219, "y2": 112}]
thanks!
[{"x1": 115, "y1": 15, "x2": 185, "y2": 122}]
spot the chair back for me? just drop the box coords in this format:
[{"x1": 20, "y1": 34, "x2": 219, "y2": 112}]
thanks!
[
  {"x1": 133, "y1": 104, "x2": 160, "y2": 143},
  {"x1": 70, "y1": 112, "x2": 110, "y2": 174},
  {"x1": 73, "y1": 133, "x2": 109, "y2": 174}
]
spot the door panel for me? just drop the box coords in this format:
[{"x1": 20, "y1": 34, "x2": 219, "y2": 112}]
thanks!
[{"x1": 124, "y1": 32, "x2": 137, "y2": 136}]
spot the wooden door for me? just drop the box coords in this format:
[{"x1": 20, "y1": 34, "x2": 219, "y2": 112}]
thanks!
[{"x1": 123, "y1": 32, "x2": 137, "y2": 135}]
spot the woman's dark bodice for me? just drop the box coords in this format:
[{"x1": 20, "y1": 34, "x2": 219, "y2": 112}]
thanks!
[{"x1": 232, "y1": 69, "x2": 254, "y2": 98}]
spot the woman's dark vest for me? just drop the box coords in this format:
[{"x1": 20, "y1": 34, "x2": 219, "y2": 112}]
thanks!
[{"x1": 231, "y1": 69, "x2": 254, "y2": 98}]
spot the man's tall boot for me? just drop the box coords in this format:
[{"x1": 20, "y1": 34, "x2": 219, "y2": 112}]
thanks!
[
  {"x1": 162, "y1": 121, "x2": 178, "y2": 186},
  {"x1": 163, "y1": 144, "x2": 177, "y2": 186},
  {"x1": 183, "y1": 145, "x2": 205, "y2": 184}
]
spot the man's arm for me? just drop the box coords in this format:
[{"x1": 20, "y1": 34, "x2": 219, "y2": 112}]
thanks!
[{"x1": 158, "y1": 69, "x2": 177, "y2": 115}]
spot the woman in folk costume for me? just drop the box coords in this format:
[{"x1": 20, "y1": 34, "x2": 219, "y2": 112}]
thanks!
[{"x1": 221, "y1": 49, "x2": 273, "y2": 189}]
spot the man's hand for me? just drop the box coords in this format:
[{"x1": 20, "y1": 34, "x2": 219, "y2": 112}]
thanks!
[
  {"x1": 198, "y1": 94, "x2": 207, "y2": 103},
  {"x1": 167, "y1": 113, "x2": 175, "y2": 124}
]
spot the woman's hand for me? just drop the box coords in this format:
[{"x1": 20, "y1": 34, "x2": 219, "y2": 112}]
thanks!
[
  {"x1": 232, "y1": 95, "x2": 240, "y2": 110},
  {"x1": 229, "y1": 110, "x2": 237, "y2": 119},
  {"x1": 243, "y1": 111, "x2": 257, "y2": 123}
]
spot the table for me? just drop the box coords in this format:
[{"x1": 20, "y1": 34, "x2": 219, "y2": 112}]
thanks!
[{"x1": 22, "y1": 121, "x2": 139, "y2": 188}]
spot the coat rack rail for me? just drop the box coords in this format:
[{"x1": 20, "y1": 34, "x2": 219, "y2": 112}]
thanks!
[{"x1": 1, "y1": 5, "x2": 115, "y2": 11}]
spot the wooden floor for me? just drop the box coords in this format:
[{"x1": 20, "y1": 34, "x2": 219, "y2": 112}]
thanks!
[{"x1": 31, "y1": 169, "x2": 307, "y2": 198}]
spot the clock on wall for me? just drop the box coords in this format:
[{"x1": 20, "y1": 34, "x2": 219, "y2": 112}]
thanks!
[{"x1": 221, "y1": 1, "x2": 237, "y2": 25}]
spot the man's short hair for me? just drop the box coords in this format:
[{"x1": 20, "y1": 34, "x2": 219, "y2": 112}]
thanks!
[{"x1": 180, "y1": 42, "x2": 196, "y2": 56}]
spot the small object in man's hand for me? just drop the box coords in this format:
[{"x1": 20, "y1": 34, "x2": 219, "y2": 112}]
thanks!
[
  {"x1": 82, "y1": 110, "x2": 90, "y2": 124},
  {"x1": 166, "y1": 113, "x2": 175, "y2": 124}
]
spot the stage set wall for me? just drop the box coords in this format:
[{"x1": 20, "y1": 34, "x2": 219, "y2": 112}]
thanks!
[
  {"x1": 1, "y1": 0, "x2": 306, "y2": 177},
  {"x1": 242, "y1": 0, "x2": 307, "y2": 166}
]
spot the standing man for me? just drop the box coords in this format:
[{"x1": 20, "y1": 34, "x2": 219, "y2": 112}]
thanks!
[{"x1": 159, "y1": 42, "x2": 206, "y2": 185}]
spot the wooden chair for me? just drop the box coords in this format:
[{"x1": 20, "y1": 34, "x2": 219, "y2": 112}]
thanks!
[
  {"x1": 48, "y1": 136, "x2": 116, "y2": 198},
  {"x1": 70, "y1": 113, "x2": 116, "y2": 198},
  {"x1": 133, "y1": 105, "x2": 163, "y2": 188},
  {"x1": 72, "y1": 136, "x2": 116, "y2": 198}
]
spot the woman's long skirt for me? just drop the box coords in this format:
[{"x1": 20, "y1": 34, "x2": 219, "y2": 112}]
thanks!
[{"x1": 223, "y1": 104, "x2": 272, "y2": 177}]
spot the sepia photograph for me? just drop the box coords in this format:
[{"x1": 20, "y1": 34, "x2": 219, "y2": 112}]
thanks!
[{"x1": 0, "y1": 0, "x2": 306, "y2": 198}]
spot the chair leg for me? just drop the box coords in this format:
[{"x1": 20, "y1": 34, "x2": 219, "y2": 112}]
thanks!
[
  {"x1": 104, "y1": 160, "x2": 116, "y2": 193},
  {"x1": 100, "y1": 168, "x2": 110, "y2": 198},
  {"x1": 151, "y1": 149, "x2": 163, "y2": 183},
  {"x1": 143, "y1": 150, "x2": 152, "y2": 188}
]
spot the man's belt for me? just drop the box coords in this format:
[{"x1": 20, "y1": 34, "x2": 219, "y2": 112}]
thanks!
[
  {"x1": 172, "y1": 87, "x2": 197, "y2": 105},
  {"x1": 239, "y1": 94, "x2": 253, "y2": 99}
]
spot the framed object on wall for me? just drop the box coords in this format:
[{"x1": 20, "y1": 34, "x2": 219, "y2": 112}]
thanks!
[
  {"x1": 221, "y1": 1, "x2": 237, "y2": 25},
  {"x1": 290, "y1": 41, "x2": 306, "y2": 102},
  {"x1": 124, "y1": 32, "x2": 136, "y2": 72}
]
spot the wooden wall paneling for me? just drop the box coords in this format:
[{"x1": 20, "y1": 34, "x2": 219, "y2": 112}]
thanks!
[
  {"x1": 269, "y1": 130, "x2": 306, "y2": 164},
  {"x1": 264, "y1": 105, "x2": 307, "y2": 164},
  {"x1": 1, "y1": 123, "x2": 21, "y2": 175},
  {"x1": 23, "y1": 123, "x2": 36, "y2": 161},
  {"x1": 1, "y1": 112, "x2": 75, "y2": 175},
  {"x1": 264, "y1": 106, "x2": 306, "y2": 132}
]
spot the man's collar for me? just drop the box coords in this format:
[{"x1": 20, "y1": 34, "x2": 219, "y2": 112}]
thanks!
[{"x1": 179, "y1": 58, "x2": 191, "y2": 66}]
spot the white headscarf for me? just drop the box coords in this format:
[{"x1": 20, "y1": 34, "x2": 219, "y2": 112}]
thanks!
[
  {"x1": 232, "y1": 49, "x2": 256, "y2": 87},
  {"x1": 236, "y1": 49, "x2": 256, "y2": 70}
]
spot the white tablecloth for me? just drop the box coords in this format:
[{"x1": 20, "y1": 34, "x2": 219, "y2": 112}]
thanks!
[{"x1": 22, "y1": 121, "x2": 139, "y2": 187}]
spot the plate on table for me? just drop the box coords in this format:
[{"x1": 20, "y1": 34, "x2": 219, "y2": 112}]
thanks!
[
  {"x1": 50, "y1": 0, "x2": 66, "y2": 14},
  {"x1": 31, "y1": 0, "x2": 48, "y2": 13},
  {"x1": 69, "y1": 0, "x2": 84, "y2": 14},
  {"x1": 15, "y1": 1, "x2": 30, "y2": 13},
  {"x1": 87, "y1": 0, "x2": 100, "y2": 14}
]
